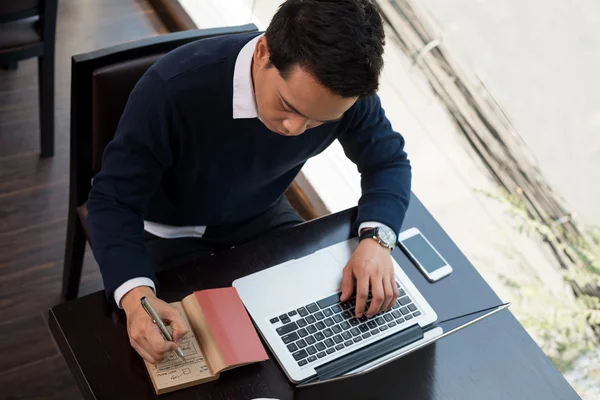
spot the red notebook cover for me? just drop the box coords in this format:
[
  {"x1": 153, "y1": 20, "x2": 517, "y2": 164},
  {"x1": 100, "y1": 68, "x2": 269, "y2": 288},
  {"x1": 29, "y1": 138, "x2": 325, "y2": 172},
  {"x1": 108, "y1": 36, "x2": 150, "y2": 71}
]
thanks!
[{"x1": 194, "y1": 287, "x2": 268, "y2": 367}]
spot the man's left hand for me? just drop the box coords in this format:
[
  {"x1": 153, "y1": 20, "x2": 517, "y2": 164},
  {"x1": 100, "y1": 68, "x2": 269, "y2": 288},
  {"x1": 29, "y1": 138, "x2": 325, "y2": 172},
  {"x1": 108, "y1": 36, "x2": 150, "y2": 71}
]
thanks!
[{"x1": 340, "y1": 238, "x2": 398, "y2": 318}]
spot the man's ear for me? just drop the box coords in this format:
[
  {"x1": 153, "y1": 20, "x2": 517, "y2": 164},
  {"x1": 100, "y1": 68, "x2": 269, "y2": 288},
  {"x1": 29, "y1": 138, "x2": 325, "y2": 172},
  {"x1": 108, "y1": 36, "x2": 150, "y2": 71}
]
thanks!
[{"x1": 253, "y1": 36, "x2": 271, "y2": 68}]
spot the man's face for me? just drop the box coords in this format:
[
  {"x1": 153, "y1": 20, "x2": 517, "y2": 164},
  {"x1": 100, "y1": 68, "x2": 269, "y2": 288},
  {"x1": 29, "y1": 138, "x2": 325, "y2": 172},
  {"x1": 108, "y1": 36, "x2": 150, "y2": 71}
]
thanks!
[{"x1": 251, "y1": 37, "x2": 357, "y2": 136}]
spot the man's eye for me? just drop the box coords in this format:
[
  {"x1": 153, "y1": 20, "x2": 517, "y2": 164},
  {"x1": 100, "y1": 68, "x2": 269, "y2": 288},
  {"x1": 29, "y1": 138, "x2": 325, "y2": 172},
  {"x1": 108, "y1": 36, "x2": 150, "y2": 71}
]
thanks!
[{"x1": 280, "y1": 101, "x2": 294, "y2": 114}]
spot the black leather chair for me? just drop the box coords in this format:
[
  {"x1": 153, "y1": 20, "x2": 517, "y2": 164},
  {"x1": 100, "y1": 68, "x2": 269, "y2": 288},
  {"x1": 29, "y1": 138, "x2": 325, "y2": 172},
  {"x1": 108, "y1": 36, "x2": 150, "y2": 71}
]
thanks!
[
  {"x1": 0, "y1": 0, "x2": 57, "y2": 157},
  {"x1": 62, "y1": 24, "x2": 259, "y2": 301}
]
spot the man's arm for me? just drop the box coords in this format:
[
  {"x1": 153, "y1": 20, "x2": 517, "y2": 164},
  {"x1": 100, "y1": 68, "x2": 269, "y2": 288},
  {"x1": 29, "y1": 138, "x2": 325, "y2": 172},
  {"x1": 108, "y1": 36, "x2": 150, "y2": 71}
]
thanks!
[
  {"x1": 87, "y1": 69, "x2": 187, "y2": 363},
  {"x1": 88, "y1": 69, "x2": 172, "y2": 302},
  {"x1": 338, "y1": 95, "x2": 411, "y2": 317},
  {"x1": 339, "y1": 95, "x2": 411, "y2": 234}
]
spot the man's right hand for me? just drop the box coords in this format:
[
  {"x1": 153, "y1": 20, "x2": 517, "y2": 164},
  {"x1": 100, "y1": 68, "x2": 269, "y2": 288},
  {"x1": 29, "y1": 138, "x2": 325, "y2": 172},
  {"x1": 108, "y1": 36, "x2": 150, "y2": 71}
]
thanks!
[{"x1": 121, "y1": 286, "x2": 188, "y2": 364}]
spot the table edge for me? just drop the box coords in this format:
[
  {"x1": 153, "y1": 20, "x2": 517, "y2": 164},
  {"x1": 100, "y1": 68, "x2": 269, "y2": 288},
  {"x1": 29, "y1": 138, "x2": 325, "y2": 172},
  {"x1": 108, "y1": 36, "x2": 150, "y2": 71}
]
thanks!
[{"x1": 48, "y1": 308, "x2": 97, "y2": 400}]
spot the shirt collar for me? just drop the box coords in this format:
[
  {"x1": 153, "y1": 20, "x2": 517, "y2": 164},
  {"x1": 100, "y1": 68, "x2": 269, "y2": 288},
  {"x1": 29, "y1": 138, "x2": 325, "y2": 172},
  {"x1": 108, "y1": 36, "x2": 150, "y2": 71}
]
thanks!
[{"x1": 232, "y1": 34, "x2": 262, "y2": 119}]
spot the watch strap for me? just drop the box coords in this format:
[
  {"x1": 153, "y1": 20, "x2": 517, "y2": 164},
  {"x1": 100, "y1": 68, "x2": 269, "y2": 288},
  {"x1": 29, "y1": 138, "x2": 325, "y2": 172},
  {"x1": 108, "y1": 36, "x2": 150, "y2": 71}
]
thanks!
[{"x1": 359, "y1": 227, "x2": 378, "y2": 241}]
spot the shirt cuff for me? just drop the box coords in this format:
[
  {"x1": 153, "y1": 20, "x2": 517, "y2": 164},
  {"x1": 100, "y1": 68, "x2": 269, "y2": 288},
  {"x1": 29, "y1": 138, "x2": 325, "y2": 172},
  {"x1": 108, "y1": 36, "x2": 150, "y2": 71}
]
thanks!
[
  {"x1": 114, "y1": 277, "x2": 156, "y2": 308},
  {"x1": 358, "y1": 221, "x2": 394, "y2": 237}
]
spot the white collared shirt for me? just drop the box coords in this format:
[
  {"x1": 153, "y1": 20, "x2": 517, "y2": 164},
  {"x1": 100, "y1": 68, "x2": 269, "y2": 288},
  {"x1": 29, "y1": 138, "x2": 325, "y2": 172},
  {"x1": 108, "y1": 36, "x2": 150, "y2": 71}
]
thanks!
[{"x1": 114, "y1": 34, "x2": 390, "y2": 307}]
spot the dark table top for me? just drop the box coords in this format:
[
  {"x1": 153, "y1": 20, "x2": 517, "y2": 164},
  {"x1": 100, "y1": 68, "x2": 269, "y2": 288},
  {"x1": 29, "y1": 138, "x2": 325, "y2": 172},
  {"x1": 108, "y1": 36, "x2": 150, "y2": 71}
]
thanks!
[{"x1": 49, "y1": 194, "x2": 580, "y2": 400}]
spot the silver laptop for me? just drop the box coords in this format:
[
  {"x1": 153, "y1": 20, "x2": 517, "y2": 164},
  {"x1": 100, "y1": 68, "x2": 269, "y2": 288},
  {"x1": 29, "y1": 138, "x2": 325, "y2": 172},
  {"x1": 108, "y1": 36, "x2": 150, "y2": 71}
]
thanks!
[
  {"x1": 233, "y1": 238, "x2": 509, "y2": 384},
  {"x1": 233, "y1": 239, "x2": 437, "y2": 383}
]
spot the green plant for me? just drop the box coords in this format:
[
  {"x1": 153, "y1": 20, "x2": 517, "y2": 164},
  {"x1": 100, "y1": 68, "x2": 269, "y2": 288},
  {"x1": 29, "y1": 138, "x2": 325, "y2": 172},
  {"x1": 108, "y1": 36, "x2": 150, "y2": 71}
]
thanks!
[{"x1": 475, "y1": 188, "x2": 600, "y2": 397}]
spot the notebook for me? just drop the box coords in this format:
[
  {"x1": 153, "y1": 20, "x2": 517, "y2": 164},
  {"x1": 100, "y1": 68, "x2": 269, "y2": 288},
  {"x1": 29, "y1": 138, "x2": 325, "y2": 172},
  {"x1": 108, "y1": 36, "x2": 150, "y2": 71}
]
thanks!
[{"x1": 144, "y1": 287, "x2": 269, "y2": 395}]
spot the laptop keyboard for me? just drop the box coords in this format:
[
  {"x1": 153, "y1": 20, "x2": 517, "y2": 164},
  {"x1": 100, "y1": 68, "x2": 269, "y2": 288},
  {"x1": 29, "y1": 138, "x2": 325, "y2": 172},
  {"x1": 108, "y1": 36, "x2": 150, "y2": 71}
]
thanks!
[{"x1": 270, "y1": 284, "x2": 421, "y2": 367}]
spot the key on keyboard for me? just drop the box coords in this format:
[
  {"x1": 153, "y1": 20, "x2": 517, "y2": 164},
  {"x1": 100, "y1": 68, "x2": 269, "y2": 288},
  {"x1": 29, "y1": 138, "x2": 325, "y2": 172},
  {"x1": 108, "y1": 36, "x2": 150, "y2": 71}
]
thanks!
[
  {"x1": 399, "y1": 297, "x2": 411, "y2": 306},
  {"x1": 317, "y1": 293, "x2": 341, "y2": 309},
  {"x1": 282, "y1": 332, "x2": 299, "y2": 344},
  {"x1": 277, "y1": 322, "x2": 298, "y2": 336},
  {"x1": 293, "y1": 350, "x2": 307, "y2": 360},
  {"x1": 297, "y1": 307, "x2": 308, "y2": 317},
  {"x1": 306, "y1": 303, "x2": 319, "y2": 313}
]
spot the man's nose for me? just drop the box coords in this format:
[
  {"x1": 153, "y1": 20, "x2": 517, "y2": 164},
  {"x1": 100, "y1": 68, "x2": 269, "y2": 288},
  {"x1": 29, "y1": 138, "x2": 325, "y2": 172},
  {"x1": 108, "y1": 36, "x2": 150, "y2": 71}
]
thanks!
[{"x1": 282, "y1": 117, "x2": 309, "y2": 136}]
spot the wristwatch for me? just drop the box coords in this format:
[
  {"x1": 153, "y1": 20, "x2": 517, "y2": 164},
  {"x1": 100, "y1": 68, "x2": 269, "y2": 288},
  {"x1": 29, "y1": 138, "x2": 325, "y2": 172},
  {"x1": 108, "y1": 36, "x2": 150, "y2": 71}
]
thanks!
[{"x1": 359, "y1": 226, "x2": 397, "y2": 250}]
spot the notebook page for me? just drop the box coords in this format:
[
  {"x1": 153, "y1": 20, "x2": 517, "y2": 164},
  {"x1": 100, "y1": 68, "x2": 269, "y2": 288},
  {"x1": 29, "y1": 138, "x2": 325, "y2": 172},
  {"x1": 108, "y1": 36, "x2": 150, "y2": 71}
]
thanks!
[{"x1": 144, "y1": 302, "x2": 217, "y2": 394}]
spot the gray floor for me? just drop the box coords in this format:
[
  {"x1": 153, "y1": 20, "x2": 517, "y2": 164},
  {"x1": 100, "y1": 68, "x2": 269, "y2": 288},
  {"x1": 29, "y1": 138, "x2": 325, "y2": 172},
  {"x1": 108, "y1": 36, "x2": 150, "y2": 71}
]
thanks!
[{"x1": 421, "y1": 0, "x2": 600, "y2": 226}]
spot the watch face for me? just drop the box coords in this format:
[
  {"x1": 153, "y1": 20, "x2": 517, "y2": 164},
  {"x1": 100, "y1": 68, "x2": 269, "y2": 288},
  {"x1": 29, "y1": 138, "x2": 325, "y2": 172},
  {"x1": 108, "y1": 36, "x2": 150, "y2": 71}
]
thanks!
[{"x1": 377, "y1": 226, "x2": 397, "y2": 247}]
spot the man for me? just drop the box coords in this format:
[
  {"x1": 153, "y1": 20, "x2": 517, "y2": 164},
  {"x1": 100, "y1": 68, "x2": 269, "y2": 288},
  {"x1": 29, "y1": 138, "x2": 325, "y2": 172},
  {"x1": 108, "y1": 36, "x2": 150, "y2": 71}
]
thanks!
[{"x1": 88, "y1": 0, "x2": 411, "y2": 365}]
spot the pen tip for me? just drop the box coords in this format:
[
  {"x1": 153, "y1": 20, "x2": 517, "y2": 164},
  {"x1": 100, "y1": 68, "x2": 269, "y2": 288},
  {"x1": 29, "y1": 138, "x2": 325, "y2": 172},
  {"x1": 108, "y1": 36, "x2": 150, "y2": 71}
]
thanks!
[{"x1": 177, "y1": 348, "x2": 185, "y2": 360}]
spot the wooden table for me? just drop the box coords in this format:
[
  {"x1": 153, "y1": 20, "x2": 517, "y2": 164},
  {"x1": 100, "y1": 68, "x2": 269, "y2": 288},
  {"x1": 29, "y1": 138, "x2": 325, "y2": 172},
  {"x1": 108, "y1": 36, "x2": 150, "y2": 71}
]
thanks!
[{"x1": 49, "y1": 194, "x2": 580, "y2": 400}]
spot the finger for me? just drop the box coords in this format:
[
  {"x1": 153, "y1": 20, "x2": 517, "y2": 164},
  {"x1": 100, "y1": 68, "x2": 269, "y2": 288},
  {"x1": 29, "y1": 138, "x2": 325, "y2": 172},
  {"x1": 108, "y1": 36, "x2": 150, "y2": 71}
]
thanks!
[
  {"x1": 131, "y1": 339, "x2": 157, "y2": 364},
  {"x1": 354, "y1": 271, "x2": 370, "y2": 318},
  {"x1": 166, "y1": 341, "x2": 181, "y2": 353},
  {"x1": 145, "y1": 325, "x2": 171, "y2": 359},
  {"x1": 389, "y1": 275, "x2": 400, "y2": 309},
  {"x1": 163, "y1": 308, "x2": 188, "y2": 343},
  {"x1": 381, "y1": 276, "x2": 395, "y2": 311},
  {"x1": 340, "y1": 264, "x2": 355, "y2": 302},
  {"x1": 140, "y1": 332, "x2": 168, "y2": 361},
  {"x1": 367, "y1": 275, "x2": 384, "y2": 317}
]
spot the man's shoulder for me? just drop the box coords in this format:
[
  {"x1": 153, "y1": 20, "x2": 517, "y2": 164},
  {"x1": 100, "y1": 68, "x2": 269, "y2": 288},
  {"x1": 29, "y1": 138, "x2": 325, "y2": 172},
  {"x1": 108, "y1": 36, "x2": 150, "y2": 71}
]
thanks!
[
  {"x1": 150, "y1": 32, "x2": 262, "y2": 83},
  {"x1": 343, "y1": 94, "x2": 384, "y2": 125}
]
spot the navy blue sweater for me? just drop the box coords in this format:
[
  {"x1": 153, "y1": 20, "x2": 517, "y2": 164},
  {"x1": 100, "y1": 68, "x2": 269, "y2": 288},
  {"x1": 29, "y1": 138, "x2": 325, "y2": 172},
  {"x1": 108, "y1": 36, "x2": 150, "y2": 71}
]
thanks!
[{"x1": 87, "y1": 32, "x2": 412, "y2": 300}]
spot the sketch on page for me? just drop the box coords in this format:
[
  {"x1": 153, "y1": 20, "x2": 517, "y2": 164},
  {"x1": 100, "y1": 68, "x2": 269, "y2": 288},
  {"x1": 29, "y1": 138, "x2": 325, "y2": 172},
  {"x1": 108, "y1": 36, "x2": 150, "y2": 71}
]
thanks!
[{"x1": 144, "y1": 303, "x2": 214, "y2": 388}]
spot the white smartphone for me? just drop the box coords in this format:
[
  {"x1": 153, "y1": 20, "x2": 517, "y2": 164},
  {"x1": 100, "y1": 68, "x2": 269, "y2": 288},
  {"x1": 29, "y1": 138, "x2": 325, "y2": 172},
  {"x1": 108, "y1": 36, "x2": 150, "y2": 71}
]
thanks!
[{"x1": 398, "y1": 227, "x2": 452, "y2": 282}]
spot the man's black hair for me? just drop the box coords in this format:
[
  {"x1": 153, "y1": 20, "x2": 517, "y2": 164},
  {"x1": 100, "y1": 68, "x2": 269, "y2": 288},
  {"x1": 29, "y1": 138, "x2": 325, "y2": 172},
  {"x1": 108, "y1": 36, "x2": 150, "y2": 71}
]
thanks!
[{"x1": 265, "y1": 0, "x2": 385, "y2": 98}]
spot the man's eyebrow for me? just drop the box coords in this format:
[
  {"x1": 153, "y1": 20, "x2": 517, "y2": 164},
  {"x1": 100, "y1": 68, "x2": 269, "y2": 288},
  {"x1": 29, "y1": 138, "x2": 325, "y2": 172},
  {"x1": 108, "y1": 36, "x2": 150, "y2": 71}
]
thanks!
[{"x1": 280, "y1": 94, "x2": 343, "y2": 123}]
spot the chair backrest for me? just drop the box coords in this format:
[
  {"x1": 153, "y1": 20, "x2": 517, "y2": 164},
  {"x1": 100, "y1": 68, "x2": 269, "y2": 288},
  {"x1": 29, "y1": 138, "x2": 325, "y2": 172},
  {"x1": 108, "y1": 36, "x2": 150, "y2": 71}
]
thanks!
[
  {"x1": 91, "y1": 55, "x2": 163, "y2": 172},
  {"x1": 0, "y1": 0, "x2": 56, "y2": 63},
  {"x1": 69, "y1": 24, "x2": 259, "y2": 208},
  {"x1": 0, "y1": 0, "x2": 40, "y2": 22}
]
